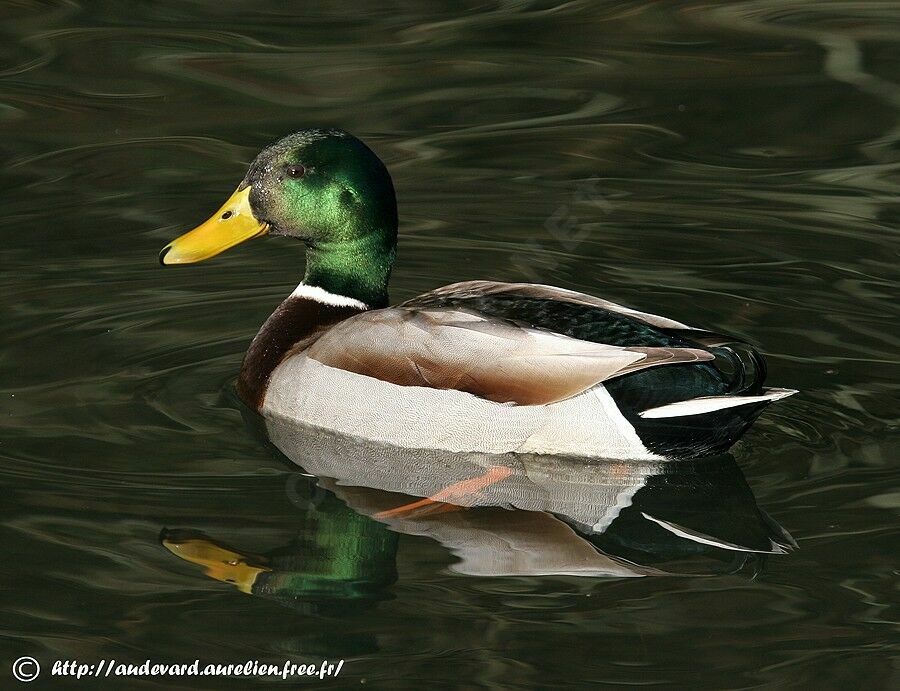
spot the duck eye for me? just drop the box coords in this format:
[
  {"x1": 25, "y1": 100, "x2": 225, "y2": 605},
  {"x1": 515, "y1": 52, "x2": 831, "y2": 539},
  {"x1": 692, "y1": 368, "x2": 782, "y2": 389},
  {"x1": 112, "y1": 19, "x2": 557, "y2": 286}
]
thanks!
[{"x1": 286, "y1": 164, "x2": 306, "y2": 179}]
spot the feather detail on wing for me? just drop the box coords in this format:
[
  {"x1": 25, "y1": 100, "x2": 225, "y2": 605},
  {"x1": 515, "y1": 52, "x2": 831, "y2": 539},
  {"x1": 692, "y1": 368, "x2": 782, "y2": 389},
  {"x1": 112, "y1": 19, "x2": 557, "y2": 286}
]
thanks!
[
  {"x1": 406, "y1": 280, "x2": 692, "y2": 329},
  {"x1": 305, "y1": 307, "x2": 713, "y2": 405}
]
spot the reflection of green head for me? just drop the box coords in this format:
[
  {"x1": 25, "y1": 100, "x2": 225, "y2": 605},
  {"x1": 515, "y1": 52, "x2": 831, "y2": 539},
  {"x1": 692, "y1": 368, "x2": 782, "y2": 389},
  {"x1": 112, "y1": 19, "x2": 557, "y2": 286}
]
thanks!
[
  {"x1": 243, "y1": 129, "x2": 398, "y2": 307},
  {"x1": 253, "y1": 489, "x2": 399, "y2": 606},
  {"x1": 162, "y1": 487, "x2": 398, "y2": 610}
]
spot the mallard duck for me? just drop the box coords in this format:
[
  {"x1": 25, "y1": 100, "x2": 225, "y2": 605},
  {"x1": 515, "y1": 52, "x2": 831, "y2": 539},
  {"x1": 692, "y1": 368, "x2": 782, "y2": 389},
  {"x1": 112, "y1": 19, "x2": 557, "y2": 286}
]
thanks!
[{"x1": 160, "y1": 128, "x2": 795, "y2": 460}]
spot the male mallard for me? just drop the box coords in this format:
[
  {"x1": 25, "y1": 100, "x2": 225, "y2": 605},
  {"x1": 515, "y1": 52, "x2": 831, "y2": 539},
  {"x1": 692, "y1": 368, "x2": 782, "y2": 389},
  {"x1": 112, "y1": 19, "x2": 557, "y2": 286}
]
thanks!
[{"x1": 160, "y1": 128, "x2": 795, "y2": 460}]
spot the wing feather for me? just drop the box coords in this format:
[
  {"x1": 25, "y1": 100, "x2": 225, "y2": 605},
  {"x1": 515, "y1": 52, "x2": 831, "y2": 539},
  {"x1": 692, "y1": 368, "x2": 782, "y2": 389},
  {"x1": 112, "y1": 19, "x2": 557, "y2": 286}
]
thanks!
[
  {"x1": 407, "y1": 280, "x2": 692, "y2": 330},
  {"x1": 306, "y1": 307, "x2": 713, "y2": 405}
]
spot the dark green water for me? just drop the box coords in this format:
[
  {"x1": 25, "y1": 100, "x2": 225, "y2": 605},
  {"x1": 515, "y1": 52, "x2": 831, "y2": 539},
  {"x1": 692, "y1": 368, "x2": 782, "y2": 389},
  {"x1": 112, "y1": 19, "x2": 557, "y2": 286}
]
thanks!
[{"x1": 2, "y1": 1, "x2": 898, "y2": 688}]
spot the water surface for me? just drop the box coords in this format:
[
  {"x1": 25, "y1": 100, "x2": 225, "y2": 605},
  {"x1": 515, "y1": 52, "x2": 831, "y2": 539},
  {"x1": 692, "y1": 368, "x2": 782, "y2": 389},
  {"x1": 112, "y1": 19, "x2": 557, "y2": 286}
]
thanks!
[{"x1": 1, "y1": 1, "x2": 898, "y2": 688}]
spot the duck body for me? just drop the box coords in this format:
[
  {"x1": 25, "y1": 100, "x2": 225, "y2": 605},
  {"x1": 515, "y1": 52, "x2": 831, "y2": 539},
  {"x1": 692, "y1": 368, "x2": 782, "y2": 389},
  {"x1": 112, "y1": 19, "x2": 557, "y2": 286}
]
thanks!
[
  {"x1": 161, "y1": 128, "x2": 795, "y2": 461},
  {"x1": 239, "y1": 280, "x2": 792, "y2": 460}
]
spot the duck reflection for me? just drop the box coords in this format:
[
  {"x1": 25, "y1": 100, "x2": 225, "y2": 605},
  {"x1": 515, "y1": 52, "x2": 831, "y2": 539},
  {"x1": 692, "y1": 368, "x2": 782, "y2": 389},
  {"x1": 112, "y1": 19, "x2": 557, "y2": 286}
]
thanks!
[{"x1": 163, "y1": 418, "x2": 795, "y2": 603}]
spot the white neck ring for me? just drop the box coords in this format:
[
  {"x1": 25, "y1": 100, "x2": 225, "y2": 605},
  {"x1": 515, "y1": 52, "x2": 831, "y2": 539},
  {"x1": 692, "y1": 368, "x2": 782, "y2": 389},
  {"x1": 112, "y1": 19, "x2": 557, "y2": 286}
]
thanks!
[{"x1": 290, "y1": 283, "x2": 369, "y2": 310}]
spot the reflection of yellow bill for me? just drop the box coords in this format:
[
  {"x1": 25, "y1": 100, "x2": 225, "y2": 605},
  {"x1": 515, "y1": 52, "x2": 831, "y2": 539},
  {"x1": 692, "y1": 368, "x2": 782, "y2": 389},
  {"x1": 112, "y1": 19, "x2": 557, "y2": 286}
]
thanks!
[
  {"x1": 162, "y1": 532, "x2": 270, "y2": 594},
  {"x1": 159, "y1": 186, "x2": 267, "y2": 265}
]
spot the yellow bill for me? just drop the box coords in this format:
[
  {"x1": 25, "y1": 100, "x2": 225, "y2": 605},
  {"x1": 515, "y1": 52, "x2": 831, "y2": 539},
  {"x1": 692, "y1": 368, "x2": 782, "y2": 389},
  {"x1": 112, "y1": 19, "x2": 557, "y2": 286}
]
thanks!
[{"x1": 159, "y1": 186, "x2": 268, "y2": 265}]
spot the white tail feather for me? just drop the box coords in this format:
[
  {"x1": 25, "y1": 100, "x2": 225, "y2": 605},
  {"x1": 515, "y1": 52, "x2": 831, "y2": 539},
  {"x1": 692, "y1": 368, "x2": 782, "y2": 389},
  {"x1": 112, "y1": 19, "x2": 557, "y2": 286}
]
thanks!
[{"x1": 638, "y1": 387, "x2": 797, "y2": 419}]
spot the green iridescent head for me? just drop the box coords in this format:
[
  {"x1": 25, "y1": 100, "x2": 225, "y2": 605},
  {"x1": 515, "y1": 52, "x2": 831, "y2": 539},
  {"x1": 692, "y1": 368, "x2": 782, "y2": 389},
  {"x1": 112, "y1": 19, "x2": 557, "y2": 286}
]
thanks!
[{"x1": 160, "y1": 129, "x2": 398, "y2": 307}]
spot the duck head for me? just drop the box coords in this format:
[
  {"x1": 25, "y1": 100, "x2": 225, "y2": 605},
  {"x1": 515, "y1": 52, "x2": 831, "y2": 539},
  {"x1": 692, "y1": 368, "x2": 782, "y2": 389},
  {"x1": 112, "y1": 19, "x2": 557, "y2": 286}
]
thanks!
[{"x1": 159, "y1": 128, "x2": 398, "y2": 307}]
